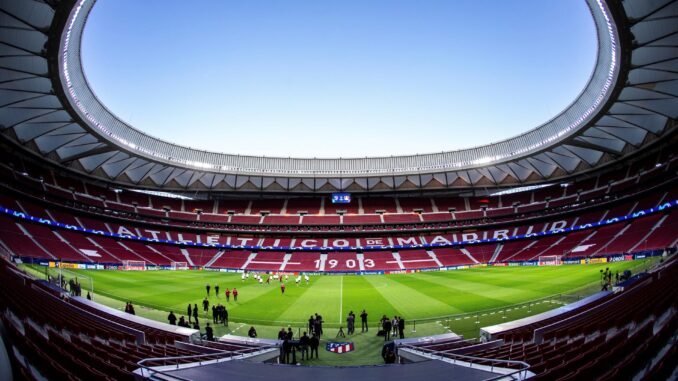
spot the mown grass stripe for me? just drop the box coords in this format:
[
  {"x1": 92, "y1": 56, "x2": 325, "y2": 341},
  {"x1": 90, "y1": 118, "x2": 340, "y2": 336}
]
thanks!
[{"x1": 52, "y1": 259, "x2": 655, "y2": 327}]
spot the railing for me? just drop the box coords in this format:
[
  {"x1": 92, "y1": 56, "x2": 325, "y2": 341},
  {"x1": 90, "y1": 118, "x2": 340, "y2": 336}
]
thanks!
[
  {"x1": 412, "y1": 294, "x2": 573, "y2": 325},
  {"x1": 174, "y1": 293, "x2": 580, "y2": 337},
  {"x1": 399, "y1": 344, "x2": 531, "y2": 380},
  {"x1": 136, "y1": 344, "x2": 278, "y2": 380},
  {"x1": 0, "y1": 244, "x2": 12, "y2": 262}
]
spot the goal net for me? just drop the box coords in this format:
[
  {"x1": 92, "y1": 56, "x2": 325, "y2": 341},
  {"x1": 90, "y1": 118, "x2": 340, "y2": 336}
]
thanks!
[
  {"x1": 171, "y1": 261, "x2": 189, "y2": 270},
  {"x1": 45, "y1": 266, "x2": 94, "y2": 297},
  {"x1": 122, "y1": 260, "x2": 146, "y2": 271},
  {"x1": 538, "y1": 255, "x2": 563, "y2": 266}
]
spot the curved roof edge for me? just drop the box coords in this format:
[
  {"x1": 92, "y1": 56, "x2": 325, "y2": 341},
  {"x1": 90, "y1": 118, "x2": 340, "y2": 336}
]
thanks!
[{"x1": 60, "y1": 0, "x2": 618, "y2": 176}]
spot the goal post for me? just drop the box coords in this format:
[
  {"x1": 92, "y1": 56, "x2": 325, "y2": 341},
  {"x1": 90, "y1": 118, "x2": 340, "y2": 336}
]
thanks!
[
  {"x1": 44, "y1": 266, "x2": 94, "y2": 297},
  {"x1": 170, "y1": 261, "x2": 189, "y2": 270},
  {"x1": 122, "y1": 260, "x2": 146, "y2": 271},
  {"x1": 538, "y1": 255, "x2": 563, "y2": 266}
]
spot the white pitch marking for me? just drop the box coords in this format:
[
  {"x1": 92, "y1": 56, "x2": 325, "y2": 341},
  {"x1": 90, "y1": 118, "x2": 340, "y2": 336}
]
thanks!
[
  {"x1": 436, "y1": 320, "x2": 452, "y2": 333},
  {"x1": 339, "y1": 276, "x2": 343, "y2": 323}
]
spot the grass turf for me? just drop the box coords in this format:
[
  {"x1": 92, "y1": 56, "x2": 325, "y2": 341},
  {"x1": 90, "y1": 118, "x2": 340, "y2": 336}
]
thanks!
[{"x1": 22, "y1": 258, "x2": 656, "y2": 366}]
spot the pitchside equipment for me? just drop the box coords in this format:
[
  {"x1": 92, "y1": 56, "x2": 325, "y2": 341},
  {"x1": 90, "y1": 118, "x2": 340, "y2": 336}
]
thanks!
[
  {"x1": 171, "y1": 261, "x2": 189, "y2": 270},
  {"x1": 538, "y1": 255, "x2": 563, "y2": 266},
  {"x1": 122, "y1": 260, "x2": 146, "y2": 271}
]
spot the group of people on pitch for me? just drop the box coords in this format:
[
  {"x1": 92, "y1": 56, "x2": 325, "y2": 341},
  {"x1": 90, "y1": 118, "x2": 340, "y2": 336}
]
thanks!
[
  {"x1": 278, "y1": 327, "x2": 320, "y2": 363},
  {"x1": 380, "y1": 315, "x2": 405, "y2": 341},
  {"x1": 211, "y1": 304, "x2": 229, "y2": 326},
  {"x1": 124, "y1": 301, "x2": 135, "y2": 315},
  {"x1": 336, "y1": 310, "x2": 368, "y2": 337},
  {"x1": 307, "y1": 313, "x2": 324, "y2": 337},
  {"x1": 166, "y1": 310, "x2": 200, "y2": 330},
  {"x1": 600, "y1": 267, "x2": 621, "y2": 291},
  {"x1": 205, "y1": 284, "x2": 238, "y2": 301}
]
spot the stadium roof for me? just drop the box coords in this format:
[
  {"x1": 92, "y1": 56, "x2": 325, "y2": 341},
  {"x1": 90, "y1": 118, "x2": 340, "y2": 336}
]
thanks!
[{"x1": 1, "y1": 0, "x2": 677, "y2": 191}]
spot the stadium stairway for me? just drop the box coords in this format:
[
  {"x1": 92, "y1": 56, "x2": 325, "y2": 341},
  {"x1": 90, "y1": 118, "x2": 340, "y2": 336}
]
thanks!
[{"x1": 204, "y1": 249, "x2": 225, "y2": 268}]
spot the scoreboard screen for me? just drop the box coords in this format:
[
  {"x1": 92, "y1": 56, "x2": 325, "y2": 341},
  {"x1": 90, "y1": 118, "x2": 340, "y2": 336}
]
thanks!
[{"x1": 331, "y1": 193, "x2": 351, "y2": 204}]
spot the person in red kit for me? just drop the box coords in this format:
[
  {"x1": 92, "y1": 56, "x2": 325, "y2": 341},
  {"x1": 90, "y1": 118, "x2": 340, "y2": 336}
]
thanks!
[
  {"x1": 232, "y1": 288, "x2": 238, "y2": 302},
  {"x1": 225, "y1": 288, "x2": 231, "y2": 302},
  {"x1": 281, "y1": 283, "x2": 286, "y2": 294}
]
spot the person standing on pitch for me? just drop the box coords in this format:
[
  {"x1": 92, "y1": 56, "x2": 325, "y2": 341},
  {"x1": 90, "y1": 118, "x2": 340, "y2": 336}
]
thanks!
[
  {"x1": 315, "y1": 313, "x2": 324, "y2": 336},
  {"x1": 309, "y1": 334, "x2": 319, "y2": 359},
  {"x1": 187, "y1": 304, "x2": 193, "y2": 323},
  {"x1": 206, "y1": 284, "x2": 211, "y2": 296},
  {"x1": 202, "y1": 297, "x2": 209, "y2": 315},
  {"x1": 281, "y1": 282, "x2": 286, "y2": 294},
  {"x1": 215, "y1": 284, "x2": 219, "y2": 297},
  {"x1": 225, "y1": 288, "x2": 231, "y2": 302},
  {"x1": 168, "y1": 311, "x2": 177, "y2": 325},
  {"x1": 278, "y1": 328, "x2": 287, "y2": 340},
  {"x1": 233, "y1": 288, "x2": 238, "y2": 302},
  {"x1": 299, "y1": 332, "x2": 310, "y2": 360},
  {"x1": 360, "y1": 310, "x2": 368, "y2": 332},
  {"x1": 383, "y1": 316, "x2": 392, "y2": 341},
  {"x1": 308, "y1": 315, "x2": 315, "y2": 333},
  {"x1": 398, "y1": 316, "x2": 405, "y2": 339},
  {"x1": 193, "y1": 303, "x2": 198, "y2": 324},
  {"x1": 205, "y1": 323, "x2": 214, "y2": 341}
]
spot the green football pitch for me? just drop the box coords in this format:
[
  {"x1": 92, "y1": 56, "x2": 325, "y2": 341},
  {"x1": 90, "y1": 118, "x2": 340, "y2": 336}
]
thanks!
[{"x1": 21, "y1": 258, "x2": 657, "y2": 366}]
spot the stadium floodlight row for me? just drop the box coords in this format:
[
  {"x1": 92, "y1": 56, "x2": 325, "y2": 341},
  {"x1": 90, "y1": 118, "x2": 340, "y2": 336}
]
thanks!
[
  {"x1": 1, "y1": 142, "x2": 676, "y2": 271},
  {"x1": 2, "y1": 192, "x2": 675, "y2": 271},
  {"x1": 1, "y1": 198, "x2": 675, "y2": 252},
  {"x1": 0, "y1": 0, "x2": 677, "y2": 191},
  {"x1": 0, "y1": 148, "x2": 674, "y2": 233}
]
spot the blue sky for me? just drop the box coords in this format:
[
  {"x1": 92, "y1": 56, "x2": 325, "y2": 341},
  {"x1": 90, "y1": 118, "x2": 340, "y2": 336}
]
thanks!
[{"x1": 82, "y1": 0, "x2": 596, "y2": 158}]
